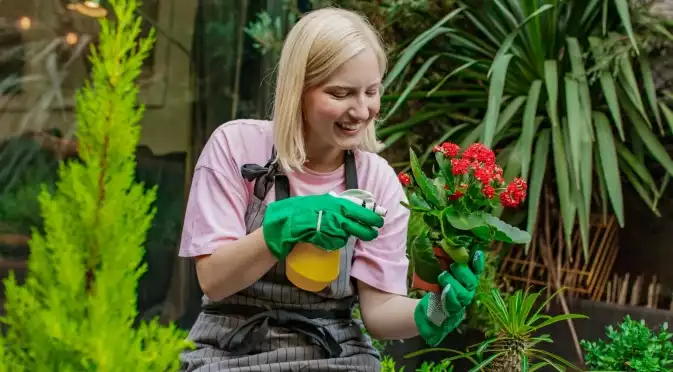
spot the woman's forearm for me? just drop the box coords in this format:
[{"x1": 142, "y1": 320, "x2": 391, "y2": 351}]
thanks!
[
  {"x1": 357, "y1": 281, "x2": 421, "y2": 340},
  {"x1": 195, "y1": 227, "x2": 277, "y2": 301}
]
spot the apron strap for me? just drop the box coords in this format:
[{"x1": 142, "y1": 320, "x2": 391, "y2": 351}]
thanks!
[
  {"x1": 240, "y1": 148, "x2": 359, "y2": 201},
  {"x1": 240, "y1": 147, "x2": 286, "y2": 201},
  {"x1": 344, "y1": 150, "x2": 358, "y2": 190}
]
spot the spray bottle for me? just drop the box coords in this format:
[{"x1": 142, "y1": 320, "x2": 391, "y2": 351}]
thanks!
[{"x1": 285, "y1": 189, "x2": 387, "y2": 292}]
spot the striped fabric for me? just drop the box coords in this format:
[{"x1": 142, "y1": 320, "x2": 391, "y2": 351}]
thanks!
[{"x1": 180, "y1": 196, "x2": 382, "y2": 371}]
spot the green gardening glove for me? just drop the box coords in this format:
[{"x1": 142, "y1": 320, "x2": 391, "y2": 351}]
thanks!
[
  {"x1": 414, "y1": 251, "x2": 485, "y2": 346},
  {"x1": 262, "y1": 193, "x2": 385, "y2": 260}
]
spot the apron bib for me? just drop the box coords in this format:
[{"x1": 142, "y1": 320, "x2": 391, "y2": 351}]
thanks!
[{"x1": 180, "y1": 148, "x2": 381, "y2": 372}]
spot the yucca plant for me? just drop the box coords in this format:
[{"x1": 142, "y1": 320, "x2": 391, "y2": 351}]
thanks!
[
  {"x1": 381, "y1": 1, "x2": 673, "y2": 258},
  {"x1": 409, "y1": 287, "x2": 587, "y2": 371},
  {"x1": 468, "y1": 288, "x2": 587, "y2": 371}
]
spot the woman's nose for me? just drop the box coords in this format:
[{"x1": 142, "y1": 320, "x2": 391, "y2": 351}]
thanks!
[{"x1": 349, "y1": 101, "x2": 369, "y2": 121}]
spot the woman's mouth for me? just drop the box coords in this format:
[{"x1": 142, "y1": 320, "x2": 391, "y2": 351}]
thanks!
[{"x1": 336, "y1": 121, "x2": 361, "y2": 135}]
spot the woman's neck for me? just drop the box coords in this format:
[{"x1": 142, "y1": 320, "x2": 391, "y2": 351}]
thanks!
[{"x1": 304, "y1": 142, "x2": 344, "y2": 173}]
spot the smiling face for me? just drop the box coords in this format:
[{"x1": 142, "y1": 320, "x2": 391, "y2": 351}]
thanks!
[{"x1": 301, "y1": 48, "x2": 382, "y2": 159}]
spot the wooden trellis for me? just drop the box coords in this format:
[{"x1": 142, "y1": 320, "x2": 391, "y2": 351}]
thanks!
[{"x1": 498, "y1": 188, "x2": 619, "y2": 301}]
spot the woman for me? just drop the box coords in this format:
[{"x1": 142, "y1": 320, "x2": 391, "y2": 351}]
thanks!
[{"x1": 178, "y1": 7, "x2": 484, "y2": 372}]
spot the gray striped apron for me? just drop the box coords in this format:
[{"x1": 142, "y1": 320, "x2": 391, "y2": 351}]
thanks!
[{"x1": 180, "y1": 149, "x2": 382, "y2": 372}]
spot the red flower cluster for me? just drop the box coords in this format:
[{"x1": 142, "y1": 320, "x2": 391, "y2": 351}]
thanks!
[
  {"x1": 398, "y1": 171, "x2": 411, "y2": 186},
  {"x1": 440, "y1": 143, "x2": 505, "y2": 200},
  {"x1": 433, "y1": 142, "x2": 460, "y2": 157},
  {"x1": 500, "y1": 178, "x2": 527, "y2": 207},
  {"x1": 463, "y1": 143, "x2": 496, "y2": 165},
  {"x1": 403, "y1": 142, "x2": 528, "y2": 208}
]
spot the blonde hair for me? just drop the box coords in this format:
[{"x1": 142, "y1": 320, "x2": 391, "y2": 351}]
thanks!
[{"x1": 272, "y1": 7, "x2": 387, "y2": 172}]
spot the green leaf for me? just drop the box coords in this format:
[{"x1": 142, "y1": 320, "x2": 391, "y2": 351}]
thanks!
[
  {"x1": 616, "y1": 142, "x2": 658, "y2": 194},
  {"x1": 409, "y1": 149, "x2": 443, "y2": 207},
  {"x1": 427, "y1": 60, "x2": 479, "y2": 97},
  {"x1": 551, "y1": 123, "x2": 575, "y2": 248},
  {"x1": 593, "y1": 112, "x2": 624, "y2": 227},
  {"x1": 443, "y1": 209, "x2": 487, "y2": 231},
  {"x1": 621, "y1": 163, "x2": 660, "y2": 217},
  {"x1": 482, "y1": 53, "x2": 513, "y2": 148},
  {"x1": 621, "y1": 91, "x2": 673, "y2": 177},
  {"x1": 382, "y1": 54, "x2": 441, "y2": 123},
  {"x1": 410, "y1": 233, "x2": 442, "y2": 284},
  {"x1": 639, "y1": 55, "x2": 663, "y2": 135},
  {"x1": 566, "y1": 37, "x2": 593, "y2": 138},
  {"x1": 484, "y1": 214, "x2": 531, "y2": 244},
  {"x1": 619, "y1": 58, "x2": 649, "y2": 127},
  {"x1": 588, "y1": 38, "x2": 621, "y2": 136},
  {"x1": 544, "y1": 60, "x2": 560, "y2": 128},
  {"x1": 564, "y1": 77, "x2": 583, "y2": 190},
  {"x1": 409, "y1": 191, "x2": 432, "y2": 210},
  {"x1": 613, "y1": 0, "x2": 639, "y2": 53},
  {"x1": 525, "y1": 128, "x2": 550, "y2": 253},
  {"x1": 520, "y1": 80, "x2": 543, "y2": 179},
  {"x1": 439, "y1": 239, "x2": 470, "y2": 264},
  {"x1": 659, "y1": 101, "x2": 673, "y2": 135}
]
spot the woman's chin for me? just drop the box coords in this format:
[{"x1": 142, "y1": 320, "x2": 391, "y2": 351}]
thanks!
[{"x1": 332, "y1": 125, "x2": 365, "y2": 148}]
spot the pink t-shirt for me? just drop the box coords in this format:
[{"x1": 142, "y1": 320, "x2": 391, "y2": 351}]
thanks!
[{"x1": 179, "y1": 119, "x2": 410, "y2": 296}]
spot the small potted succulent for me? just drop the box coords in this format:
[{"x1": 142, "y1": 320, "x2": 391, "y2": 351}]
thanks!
[{"x1": 399, "y1": 142, "x2": 531, "y2": 292}]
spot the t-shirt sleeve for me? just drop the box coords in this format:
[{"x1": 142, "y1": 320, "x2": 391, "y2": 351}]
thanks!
[
  {"x1": 351, "y1": 163, "x2": 410, "y2": 296},
  {"x1": 178, "y1": 127, "x2": 249, "y2": 258}
]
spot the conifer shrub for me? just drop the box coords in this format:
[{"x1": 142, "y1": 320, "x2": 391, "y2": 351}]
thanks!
[{"x1": 0, "y1": 0, "x2": 193, "y2": 370}]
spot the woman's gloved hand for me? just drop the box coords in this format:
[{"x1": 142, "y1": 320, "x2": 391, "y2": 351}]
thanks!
[
  {"x1": 262, "y1": 193, "x2": 385, "y2": 260},
  {"x1": 414, "y1": 251, "x2": 485, "y2": 346}
]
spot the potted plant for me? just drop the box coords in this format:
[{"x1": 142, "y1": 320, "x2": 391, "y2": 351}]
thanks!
[{"x1": 398, "y1": 142, "x2": 531, "y2": 292}]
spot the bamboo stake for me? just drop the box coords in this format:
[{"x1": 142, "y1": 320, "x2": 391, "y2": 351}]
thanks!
[
  {"x1": 647, "y1": 276, "x2": 657, "y2": 308},
  {"x1": 631, "y1": 275, "x2": 643, "y2": 306},
  {"x1": 618, "y1": 273, "x2": 630, "y2": 305},
  {"x1": 654, "y1": 284, "x2": 661, "y2": 309}
]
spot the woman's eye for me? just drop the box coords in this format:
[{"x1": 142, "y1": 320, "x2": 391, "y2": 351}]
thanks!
[
  {"x1": 330, "y1": 92, "x2": 348, "y2": 99},
  {"x1": 366, "y1": 90, "x2": 378, "y2": 96}
]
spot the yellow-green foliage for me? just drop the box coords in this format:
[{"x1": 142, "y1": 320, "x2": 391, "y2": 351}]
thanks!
[{"x1": 0, "y1": 0, "x2": 193, "y2": 370}]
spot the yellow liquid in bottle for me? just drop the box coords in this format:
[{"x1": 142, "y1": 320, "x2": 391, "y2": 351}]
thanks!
[{"x1": 285, "y1": 242, "x2": 340, "y2": 292}]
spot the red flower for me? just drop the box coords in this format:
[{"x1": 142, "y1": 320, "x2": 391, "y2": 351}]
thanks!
[
  {"x1": 433, "y1": 142, "x2": 461, "y2": 157},
  {"x1": 499, "y1": 177, "x2": 528, "y2": 207},
  {"x1": 398, "y1": 172, "x2": 411, "y2": 186},
  {"x1": 482, "y1": 185, "x2": 495, "y2": 199},
  {"x1": 451, "y1": 158, "x2": 470, "y2": 175},
  {"x1": 474, "y1": 166, "x2": 493, "y2": 185},
  {"x1": 462, "y1": 143, "x2": 496, "y2": 165},
  {"x1": 492, "y1": 166, "x2": 504, "y2": 185},
  {"x1": 511, "y1": 177, "x2": 528, "y2": 192},
  {"x1": 500, "y1": 192, "x2": 519, "y2": 207},
  {"x1": 449, "y1": 191, "x2": 464, "y2": 201}
]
